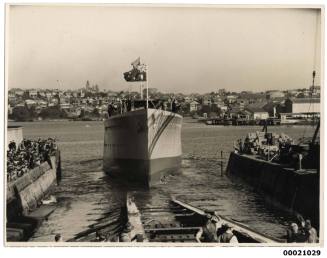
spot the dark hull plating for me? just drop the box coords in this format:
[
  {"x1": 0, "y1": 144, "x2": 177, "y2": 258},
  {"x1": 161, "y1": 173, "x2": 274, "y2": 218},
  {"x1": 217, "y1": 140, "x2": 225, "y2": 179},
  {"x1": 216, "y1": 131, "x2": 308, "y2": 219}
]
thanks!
[
  {"x1": 105, "y1": 156, "x2": 181, "y2": 187},
  {"x1": 227, "y1": 152, "x2": 319, "y2": 227}
]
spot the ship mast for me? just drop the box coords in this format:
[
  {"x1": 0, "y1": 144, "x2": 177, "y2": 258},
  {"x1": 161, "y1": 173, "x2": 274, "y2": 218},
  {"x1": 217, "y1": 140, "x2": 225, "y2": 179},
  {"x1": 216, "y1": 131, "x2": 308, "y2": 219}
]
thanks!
[
  {"x1": 311, "y1": 120, "x2": 320, "y2": 145},
  {"x1": 311, "y1": 70, "x2": 316, "y2": 94},
  {"x1": 311, "y1": 70, "x2": 319, "y2": 145},
  {"x1": 140, "y1": 84, "x2": 143, "y2": 99},
  {"x1": 311, "y1": 70, "x2": 317, "y2": 123},
  {"x1": 308, "y1": 10, "x2": 320, "y2": 142},
  {"x1": 146, "y1": 65, "x2": 149, "y2": 109}
]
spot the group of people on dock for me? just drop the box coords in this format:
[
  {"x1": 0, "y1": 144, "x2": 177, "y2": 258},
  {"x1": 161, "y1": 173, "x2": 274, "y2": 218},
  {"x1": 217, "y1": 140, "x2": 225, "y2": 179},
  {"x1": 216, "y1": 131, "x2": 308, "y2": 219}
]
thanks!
[
  {"x1": 235, "y1": 131, "x2": 293, "y2": 157},
  {"x1": 7, "y1": 138, "x2": 57, "y2": 182},
  {"x1": 196, "y1": 212, "x2": 318, "y2": 244},
  {"x1": 286, "y1": 216, "x2": 318, "y2": 243},
  {"x1": 196, "y1": 212, "x2": 239, "y2": 243}
]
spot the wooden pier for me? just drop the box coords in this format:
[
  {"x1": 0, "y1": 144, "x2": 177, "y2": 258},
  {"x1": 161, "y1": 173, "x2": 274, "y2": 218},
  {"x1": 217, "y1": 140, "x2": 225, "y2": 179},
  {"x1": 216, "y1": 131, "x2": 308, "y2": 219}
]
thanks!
[{"x1": 126, "y1": 195, "x2": 283, "y2": 243}]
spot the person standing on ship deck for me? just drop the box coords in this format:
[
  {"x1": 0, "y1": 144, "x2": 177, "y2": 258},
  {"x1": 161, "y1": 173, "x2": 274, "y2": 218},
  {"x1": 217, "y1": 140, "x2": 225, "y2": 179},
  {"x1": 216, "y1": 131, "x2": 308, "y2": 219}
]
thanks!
[
  {"x1": 127, "y1": 98, "x2": 132, "y2": 112},
  {"x1": 172, "y1": 99, "x2": 177, "y2": 113},
  {"x1": 107, "y1": 102, "x2": 114, "y2": 117}
]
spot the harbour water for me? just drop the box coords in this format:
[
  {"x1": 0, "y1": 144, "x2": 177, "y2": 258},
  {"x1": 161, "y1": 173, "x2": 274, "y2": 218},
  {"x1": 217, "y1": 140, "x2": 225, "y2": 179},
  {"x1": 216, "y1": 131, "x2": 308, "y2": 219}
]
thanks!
[{"x1": 8, "y1": 118, "x2": 316, "y2": 242}]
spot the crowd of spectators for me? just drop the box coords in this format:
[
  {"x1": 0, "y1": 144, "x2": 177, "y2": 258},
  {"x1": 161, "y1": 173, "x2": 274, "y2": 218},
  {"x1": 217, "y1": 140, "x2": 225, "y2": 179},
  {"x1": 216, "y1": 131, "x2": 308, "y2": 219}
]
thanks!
[
  {"x1": 7, "y1": 138, "x2": 57, "y2": 182},
  {"x1": 286, "y1": 216, "x2": 319, "y2": 243}
]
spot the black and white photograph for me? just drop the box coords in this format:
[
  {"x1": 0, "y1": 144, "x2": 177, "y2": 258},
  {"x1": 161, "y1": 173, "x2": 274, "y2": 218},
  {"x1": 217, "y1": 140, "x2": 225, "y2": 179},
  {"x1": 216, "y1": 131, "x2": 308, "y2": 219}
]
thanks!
[{"x1": 4, "y1": 3, "x2": 323, "y2": 247}]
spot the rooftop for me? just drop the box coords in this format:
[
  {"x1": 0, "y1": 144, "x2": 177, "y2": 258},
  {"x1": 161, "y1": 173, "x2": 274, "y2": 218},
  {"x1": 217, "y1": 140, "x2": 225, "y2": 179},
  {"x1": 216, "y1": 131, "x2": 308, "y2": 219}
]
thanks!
[{"x1": 290, "y1": 98, "x2": 320, "y2": 104}]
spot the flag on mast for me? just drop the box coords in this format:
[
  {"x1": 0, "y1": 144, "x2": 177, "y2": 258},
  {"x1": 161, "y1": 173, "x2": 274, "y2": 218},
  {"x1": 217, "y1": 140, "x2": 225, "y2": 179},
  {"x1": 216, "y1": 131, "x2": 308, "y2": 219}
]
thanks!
[
  {"x1": 123, "y1": 57, "x2": 147, "y2": 82},
  {"x1": 131, "y1": 57, "x2": 141, "y2": 68}
]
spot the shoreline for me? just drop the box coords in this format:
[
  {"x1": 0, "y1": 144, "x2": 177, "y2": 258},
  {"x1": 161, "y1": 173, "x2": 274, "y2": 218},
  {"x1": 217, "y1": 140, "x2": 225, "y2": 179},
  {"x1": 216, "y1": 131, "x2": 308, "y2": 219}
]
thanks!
[
  {"x1": 8, "y1": 117, "x2": 320, "y2": 127},
  {"x1": 8, "y1": 118, "x2": 105, "y2": 123}
]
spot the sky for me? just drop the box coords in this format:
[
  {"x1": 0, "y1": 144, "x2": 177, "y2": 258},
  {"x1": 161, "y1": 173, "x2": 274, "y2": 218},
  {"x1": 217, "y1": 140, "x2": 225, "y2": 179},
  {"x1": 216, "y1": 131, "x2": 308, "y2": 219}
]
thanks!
[{"x1": 7, "y1": 6, "x2": 322, "y2": 94}]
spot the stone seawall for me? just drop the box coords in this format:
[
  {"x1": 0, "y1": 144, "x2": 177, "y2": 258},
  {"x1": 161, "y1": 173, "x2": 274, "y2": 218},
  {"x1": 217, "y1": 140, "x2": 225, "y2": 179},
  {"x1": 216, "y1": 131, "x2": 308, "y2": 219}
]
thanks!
[
  {"x1": 7, "y1": 154, "x2": 59, "y2": 221},
  {"x1": 226, "y1": 152, "x2": 319, "y2": 227}
]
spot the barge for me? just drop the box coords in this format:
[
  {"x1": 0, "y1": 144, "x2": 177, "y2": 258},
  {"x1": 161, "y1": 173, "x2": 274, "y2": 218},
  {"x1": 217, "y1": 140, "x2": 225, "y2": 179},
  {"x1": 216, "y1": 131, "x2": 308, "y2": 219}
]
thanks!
[{"x1": 226, "y1": 122, "x2": 320, "y2": 228}]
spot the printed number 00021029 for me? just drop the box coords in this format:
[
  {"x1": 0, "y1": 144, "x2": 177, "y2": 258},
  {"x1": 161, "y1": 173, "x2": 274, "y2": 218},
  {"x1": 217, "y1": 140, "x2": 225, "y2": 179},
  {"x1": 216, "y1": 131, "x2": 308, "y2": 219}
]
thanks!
[{"x1": 283, "y1": 250, "x2": 321, "y2": 256}]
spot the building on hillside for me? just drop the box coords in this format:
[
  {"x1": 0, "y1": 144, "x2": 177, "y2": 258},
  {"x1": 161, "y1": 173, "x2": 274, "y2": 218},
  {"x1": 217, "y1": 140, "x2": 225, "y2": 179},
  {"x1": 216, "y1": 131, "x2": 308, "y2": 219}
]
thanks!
[
  {"x1": 235, "y1": 99, "x2": 249, "y2": 110},
  {"x1": 245, "y1": 106, "x2": 269, "y2": 120},
  {"x1": 220, "y1": 105, "x2": 228, "y2": 113},
  {"x1": 266, "y1": 90, "x2": 285, "y2": 99},
  {"x1": 60, "y1": 103, "x2": 71, "y2": 110},
  {"x1": 37, "y1": 100, "x2": 48, "y2": 109},
  {"x1": 309, "y1": 85, "x2": 321, "y2": 97},
  {"x1": 226, "y1": 95, "x2": 238, "y2": 104},
  {"x1": 184, "y1": 97, "x2": 192, "y2": 103},
  {"x1": 227, "y1": 107, "x2": 250, "y2": 120},
  {"x1": 14, "y1": 89, "x2": 25, "y2": 96},
  {"x1": 287, "y1": 89, "x2": 301, "y2": 97},
  {"x1": 25, "y1": 99, "x2": 37, "y2": 108},
  {"x1": 285, "y1": 98, "x2": 320, "y2": 114},
  {"x1": 45, "y1": 92, "x2": 53, "y2": 99},
  {"x1": 218, "y1": 89, "x2": 226, "y2": 95},
  {"x1": 189, "y1": 100, "x2": 200, "y2": 112},
  {"x1": 239, "y1": 92, "x2": 266, "y2": 104},
  {"x1": 28, "y1": 90, "x2": 38, "y2": 98},
  {"x1": 8, "y1": 104, "x2": 13, "y2": 115},
  {"x1": 263, "y1": 101, "x2": 283, "y2": 117},
  {"x1": 63, "y1": 92, "x2": 71, "y2": 98},
  {"x1": 8, "y1": 90, "x2": 15, "y2": 98},
  {"x1": 50, "y1": 97, "x2": 59, "y2": 105},
  {"x1": 202, "y1": 97, "x2": 211, "y2": 106},
  {"x1": 38, "y1": 91, "x2": 46, "y2": 97},
  {"x1": 80, "y1": 90, "x2": 85, "y2": 98}
]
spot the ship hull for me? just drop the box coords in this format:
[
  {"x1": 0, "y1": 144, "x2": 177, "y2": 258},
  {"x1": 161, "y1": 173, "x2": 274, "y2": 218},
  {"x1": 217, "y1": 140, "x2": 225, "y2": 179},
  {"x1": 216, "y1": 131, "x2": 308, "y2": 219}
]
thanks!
[
  {"x1": 103, "y1": 108, "x2": 182, "y2": 187},
  {"x1": 227, "y1": 152, "x2": 319, "y2": 227}
]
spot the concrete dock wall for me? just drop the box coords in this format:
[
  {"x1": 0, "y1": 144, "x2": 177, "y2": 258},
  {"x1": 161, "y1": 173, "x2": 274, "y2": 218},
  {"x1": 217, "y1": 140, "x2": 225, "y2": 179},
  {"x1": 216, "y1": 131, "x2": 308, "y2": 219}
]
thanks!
[
  {"x1": 226, "y1": 152, "x2": 319, "y2": 226},
  {"x1": 7, "y1": 155, "x2": 58, "y2": 220}
]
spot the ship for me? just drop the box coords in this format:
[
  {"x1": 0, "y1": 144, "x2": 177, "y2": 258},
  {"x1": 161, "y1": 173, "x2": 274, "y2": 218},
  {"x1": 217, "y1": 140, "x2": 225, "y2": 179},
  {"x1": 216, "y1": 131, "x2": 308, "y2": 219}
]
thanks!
[
  {"x1": 103, "y1": 58, "x2": 182, "y2": 187},
  {"x1": 103, "y1": 106, "x2": 182, "y2": 187}
]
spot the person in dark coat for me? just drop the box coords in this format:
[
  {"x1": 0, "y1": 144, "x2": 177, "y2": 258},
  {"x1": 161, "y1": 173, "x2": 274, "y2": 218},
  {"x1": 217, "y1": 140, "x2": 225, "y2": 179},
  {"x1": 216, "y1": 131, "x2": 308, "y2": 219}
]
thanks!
[
  {"x1": 107, "y1": 103, "x2": 113, "y2": 117},
  {"x1": 286, "y1": 222, "x2": 307, "y2": 243},
  {"x1": 196, "y1": 214, "x2": 219, "y2": 242},
  {"x1": 305, "y1": 220, "x2": 318, "y2": 243},
  {"x1": 172, "y1": 99, "x2": 177, "y2": 113},
  {"x1": 217, "y1": 224, "x2": 238, "y2": 243},
  {"x1": 9, "y1": 141, "x2": 16, "y2": 151}
]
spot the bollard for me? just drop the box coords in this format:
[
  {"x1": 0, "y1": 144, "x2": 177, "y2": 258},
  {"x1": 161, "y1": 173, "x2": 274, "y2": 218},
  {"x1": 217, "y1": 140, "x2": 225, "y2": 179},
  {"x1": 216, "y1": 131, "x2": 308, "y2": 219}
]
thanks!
[
  {"x1": 221, "y1": 150, "x2": 223, "y2": 176},
  {"x1": 298, "y1": 154, "x2": 303, "y2": 170}
]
